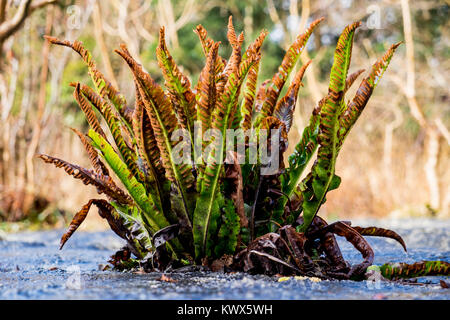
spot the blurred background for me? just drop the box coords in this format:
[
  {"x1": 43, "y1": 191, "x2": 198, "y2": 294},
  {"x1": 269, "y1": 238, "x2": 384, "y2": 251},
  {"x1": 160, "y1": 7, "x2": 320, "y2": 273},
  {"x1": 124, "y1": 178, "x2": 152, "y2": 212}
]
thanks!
[{"x1": 0, "y1": 0, "x2": 448, "y2": 231}]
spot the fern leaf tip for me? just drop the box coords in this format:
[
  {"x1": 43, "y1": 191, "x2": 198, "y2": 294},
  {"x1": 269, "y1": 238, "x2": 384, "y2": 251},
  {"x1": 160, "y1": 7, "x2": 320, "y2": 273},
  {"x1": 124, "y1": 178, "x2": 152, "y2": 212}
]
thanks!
[
  {"x1": 159, "y1": 26, "x2": 166, "y2": 41},
  {"x1": 44, "y1": 35, "x2": 61, "y2": 44},
  {"x1": 311, "y1": 17, "x2": 325, "y2": 27},
  {"x1": 392, "y1": 41, "x2": 403, "y2": 49}
]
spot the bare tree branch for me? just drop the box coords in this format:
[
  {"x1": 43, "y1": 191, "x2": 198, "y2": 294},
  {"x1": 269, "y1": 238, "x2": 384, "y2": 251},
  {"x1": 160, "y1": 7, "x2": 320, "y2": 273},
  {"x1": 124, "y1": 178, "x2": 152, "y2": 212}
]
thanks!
[
  {"x1": 0, "y1": 0, "x2": 33, "y2": 43},
  {"x1": 0, "y1": 0, "x2": 7, "y2": 24},
  {"x1": 0, "y1": 0, "x2": 57, "y2": 43}
]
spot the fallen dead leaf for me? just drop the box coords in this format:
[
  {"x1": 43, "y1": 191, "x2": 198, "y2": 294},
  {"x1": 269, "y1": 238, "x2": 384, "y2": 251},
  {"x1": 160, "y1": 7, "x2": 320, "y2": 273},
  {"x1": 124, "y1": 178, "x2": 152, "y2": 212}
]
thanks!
[{"x1": 158, "y1": 274, "x2": 177, "y2": 283}]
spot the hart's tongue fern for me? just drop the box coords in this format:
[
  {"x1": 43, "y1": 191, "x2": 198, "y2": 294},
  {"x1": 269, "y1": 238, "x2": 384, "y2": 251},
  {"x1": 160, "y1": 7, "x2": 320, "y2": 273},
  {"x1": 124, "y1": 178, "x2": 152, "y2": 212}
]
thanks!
[{"x1": 40, "y1": 17, "x2": 449, "y2": 279}]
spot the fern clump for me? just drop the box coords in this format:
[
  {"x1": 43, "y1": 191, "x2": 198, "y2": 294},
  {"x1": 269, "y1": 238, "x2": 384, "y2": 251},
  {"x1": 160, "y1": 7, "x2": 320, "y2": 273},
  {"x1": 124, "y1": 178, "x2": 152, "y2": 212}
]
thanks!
[{"x1": 40, "y1": 17, "x2": 449, "y2": 280}]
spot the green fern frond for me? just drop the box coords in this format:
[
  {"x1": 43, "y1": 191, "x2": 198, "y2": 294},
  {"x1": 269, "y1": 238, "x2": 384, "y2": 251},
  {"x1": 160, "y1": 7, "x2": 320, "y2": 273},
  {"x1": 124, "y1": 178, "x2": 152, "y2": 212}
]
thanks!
[{"x1": 297, "y1": 22, "x2": 360, "y2": 233}]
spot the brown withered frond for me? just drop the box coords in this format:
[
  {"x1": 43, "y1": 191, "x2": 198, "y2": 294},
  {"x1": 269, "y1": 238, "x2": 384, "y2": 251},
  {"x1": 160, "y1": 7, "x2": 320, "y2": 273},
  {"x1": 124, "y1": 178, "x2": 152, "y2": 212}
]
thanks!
[
  {"x1": 224, "y1": 151, "x2": 247, "y2": 228},
  {"x1": 60, "y1": 199, "x2": 129, "y2": 250},
  {"x1": 260, "y1": 116, "x2": 289, "y2": 154},
  {"x1": 344, "y1": 69, "x2": 365, "y2": 93},
  {"x1": 259, "y1": 17, "x2": 324, "y2": 120},
  {"x1": 70, "y1": 128, "x2": 109, "y2": 177},
  {"x1": 273, "y1": 60, "x2": 312, "y2": 133},
  {"x1": 60, "y1": 199, "x2": 97, "y2": 249},
  {"x1": 351, "y1": 226, "x2": 407, "y2": 252},
  {"x1": 73, "y1": 82, "x2": 146, "y2": 186},
  {"x1": 132, "y1": 87, "x2": 165, "y2": 182},
  {"x1": 115, "y1": 44, "x2": 195, "y2": 192},
  {"x1": 194, "y1": 24, "x2": 226, "y2": 77},
  {"x1": 194, "y1": 24, "x2": 215, "y2": 56},
  {"x1": 240, "y1": 30, "x2": 268, "y2": 131},
  {"x1": 253, "y1": 79, "x2": 271, "y2": 116},
  {"x1": 196, "y1": 42, "x2": 219, "y2": 132},
  {"x1": 38, "y1": 154, "x2": 132, "y2": 205},
  {"x1": 73, "y1": 83, "x2": 107, "y2": 140},
  {"x1": 223, "y1": 16, "x2": 244, "y2": 80},
  {"x1": 44, "y1": 36, "x2": 129, "y2": 123},
  {"x1": 157, "y1": 27, "x2": 196, "y2": 133}
]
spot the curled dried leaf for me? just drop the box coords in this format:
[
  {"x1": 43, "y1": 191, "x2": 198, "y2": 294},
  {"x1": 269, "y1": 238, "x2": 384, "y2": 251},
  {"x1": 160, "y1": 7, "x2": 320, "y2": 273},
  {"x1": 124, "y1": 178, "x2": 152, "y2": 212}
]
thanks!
[
  {"x1": 351, "y1": 225, "x2": 407, "y2": 252},
  {"x1": 307, "y1": 216, "x2": 350, "y2": 273},
  {"x1": 60, "y1": 199, "x2": 125, "y2": 249},
  {"x1": 278, "y1": 225, "x2": 315, "y2": 273},
  {"x1": 314, "y1": 220, "x2": 374, "y2": 278}
]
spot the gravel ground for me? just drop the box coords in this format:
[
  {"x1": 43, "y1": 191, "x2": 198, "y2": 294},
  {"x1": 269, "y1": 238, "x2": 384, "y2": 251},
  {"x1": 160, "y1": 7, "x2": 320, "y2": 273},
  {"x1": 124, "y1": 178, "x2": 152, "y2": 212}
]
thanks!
[{"x1": 0, "y1": 218, "x2": 449, "y2": 300}]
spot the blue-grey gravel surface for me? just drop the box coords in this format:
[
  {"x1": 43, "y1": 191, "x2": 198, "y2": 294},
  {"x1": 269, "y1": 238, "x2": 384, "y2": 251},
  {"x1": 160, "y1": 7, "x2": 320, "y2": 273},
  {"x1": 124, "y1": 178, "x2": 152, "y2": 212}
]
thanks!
[{"x1": 0, "y1": 218, "x2": 449, "y2": 300}]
